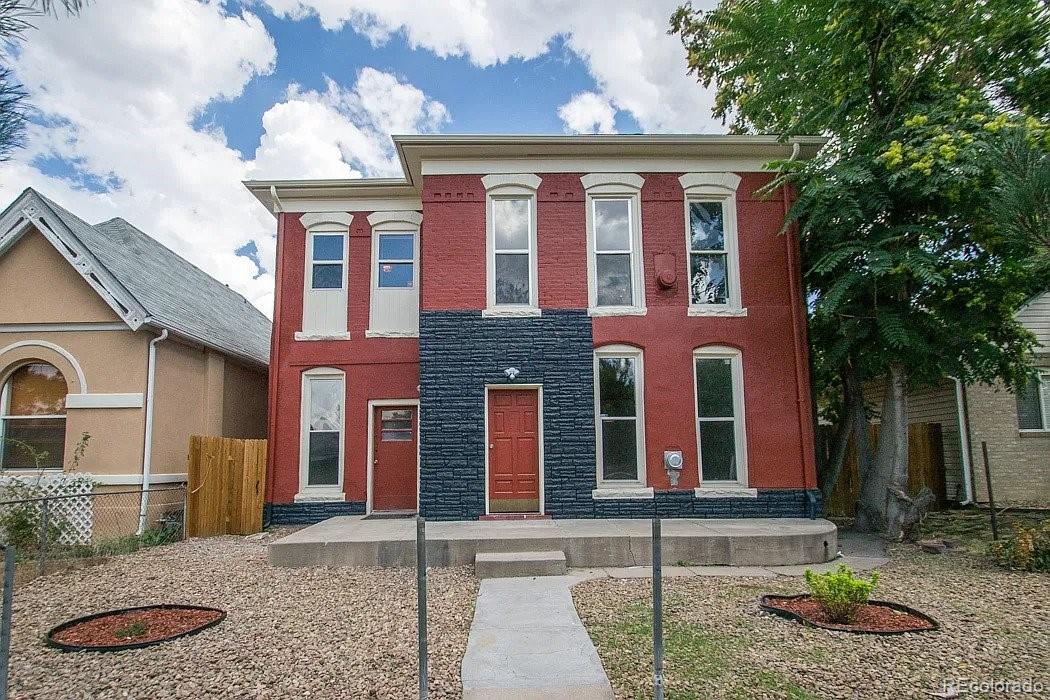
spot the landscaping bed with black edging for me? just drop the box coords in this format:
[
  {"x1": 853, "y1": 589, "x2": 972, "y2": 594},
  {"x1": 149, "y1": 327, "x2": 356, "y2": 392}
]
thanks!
[
  {"x1": 759, "y1": 594, "x2": 939, "y2": 634},
  {"x1": 46, "y1": 604, "x2": 226, "y2": 652}
]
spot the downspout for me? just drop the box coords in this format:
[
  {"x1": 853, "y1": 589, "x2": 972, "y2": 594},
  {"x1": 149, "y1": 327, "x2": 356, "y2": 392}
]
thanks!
[
  {"x1": 951, "y1": 377, "x2": 976, "y2": 505},
  {"x1": 137, "y1": 328, "x2": 168, "y2": 535},
  {"x1": 782, "y1": 141, "x2": 817, "y2": 496}
]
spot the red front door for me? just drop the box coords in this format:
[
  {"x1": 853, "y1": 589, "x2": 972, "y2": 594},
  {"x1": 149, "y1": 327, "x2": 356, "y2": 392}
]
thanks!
[
  {"x1": 371, "y1": 406, "x2": 418, "y2": 512},
  {"x1": 488, "y1": 389, "x2": 540, "y2": 513}
]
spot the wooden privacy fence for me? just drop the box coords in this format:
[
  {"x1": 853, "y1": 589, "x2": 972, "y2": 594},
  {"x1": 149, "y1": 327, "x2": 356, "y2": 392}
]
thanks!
[
  {"x1": 818, "y1": 422, "x2": 946, "y2": 518},
  {"x1": 187, "y1": 436, "x2": 267, "y2": 537}
]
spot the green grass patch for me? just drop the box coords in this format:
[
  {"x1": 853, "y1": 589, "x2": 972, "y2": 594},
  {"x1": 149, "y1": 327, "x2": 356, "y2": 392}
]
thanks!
[{"x1": 585, "y1": 597, "x2": 819, "y2": 699}]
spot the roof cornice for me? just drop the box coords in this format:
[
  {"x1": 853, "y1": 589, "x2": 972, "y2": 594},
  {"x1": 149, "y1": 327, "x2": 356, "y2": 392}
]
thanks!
[{"x1": 243, "y1": 134, "x2": 828, "y2": 214}]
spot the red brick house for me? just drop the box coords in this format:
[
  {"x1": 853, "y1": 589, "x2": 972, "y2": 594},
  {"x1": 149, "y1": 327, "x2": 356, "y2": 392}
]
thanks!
[{"x1": 246, "y1": 135, "x2": 825, "y2": 523}]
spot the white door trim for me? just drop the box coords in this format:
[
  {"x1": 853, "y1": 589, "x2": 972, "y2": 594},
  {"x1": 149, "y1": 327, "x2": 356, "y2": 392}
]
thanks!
[
  {"x1": 366, "y1": 398, "x2": 421, "y2": 515},
  {"x1": 483, "y1": 384, "x2": 544, "y2": 516}
]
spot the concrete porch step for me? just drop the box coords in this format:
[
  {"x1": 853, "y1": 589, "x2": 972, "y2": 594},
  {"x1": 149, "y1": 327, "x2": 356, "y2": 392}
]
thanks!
[{"x1": 475, "y1": 550, "x2": 567, "y2": 579}]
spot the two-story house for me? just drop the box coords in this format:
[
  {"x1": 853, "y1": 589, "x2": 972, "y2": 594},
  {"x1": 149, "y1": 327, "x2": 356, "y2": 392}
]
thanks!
[{"x1": 246, "y1": 135, "x2": 826, "y2": 524}]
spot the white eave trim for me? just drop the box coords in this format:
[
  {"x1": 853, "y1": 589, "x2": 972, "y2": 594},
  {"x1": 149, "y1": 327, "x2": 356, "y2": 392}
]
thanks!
[{"x1": 65, "y1": 393, "x2": 144, "y2": 409}]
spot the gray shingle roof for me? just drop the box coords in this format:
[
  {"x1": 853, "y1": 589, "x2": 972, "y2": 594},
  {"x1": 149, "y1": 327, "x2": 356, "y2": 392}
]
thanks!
[{"x1": 28, "y1": 189, "x2": 271, "y2": 366}]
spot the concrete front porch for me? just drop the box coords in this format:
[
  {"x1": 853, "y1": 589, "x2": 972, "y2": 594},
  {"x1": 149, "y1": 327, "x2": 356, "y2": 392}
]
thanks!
[{"x1": 268, "y1": 516, "x2": 838, "y2": 569}]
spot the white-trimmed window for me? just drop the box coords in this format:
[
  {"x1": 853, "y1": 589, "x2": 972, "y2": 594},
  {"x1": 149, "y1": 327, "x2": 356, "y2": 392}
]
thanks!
[
  {"x1": 298, "y1": 368, "x2": 345, "y2": 500},
  {"x1": 299, "y1": 212, "x2": 352, "y2": 339},
  {"x1": 1017, "y1": 371, "x2": 1050, "y2": 431},
  {"x1": 693, "y1": 347, "x2": 748, "y2": 488},
  {"x1": 0, "y1": 362, "x2": 67, "y2": 469},
  {"x1": 594, "y1": 345, "x2": 645, "y2": 485},
  {"x1": 583, "y1": 174, "x2": 645, "y2": 315},
  {"x1": 483, "y1": 174, "x2": 541, "y2": 315},
  {"x1": 680, "y1": 173, "x2": 744, "y2": 315},
  {"x1": 367, "y1": 211, "x2": 421, "y2": 337}
]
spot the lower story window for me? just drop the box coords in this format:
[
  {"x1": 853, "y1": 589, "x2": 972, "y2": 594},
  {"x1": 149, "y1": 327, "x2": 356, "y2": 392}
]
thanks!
[
  {"x1": 0, "y1": 362, "x2": 67, "y2": 469},
  {"x1": 1017, "y1": 372, "x2": 1049, "y2": 430},
  {"x1": 595, "y1": 347, "x2": 644, "y2": 484},
  {"x1": 694, "y1": 348, "x2": 746, "y2": 485},
  {"x1": 303, "y1": 372, "x2": 344, "y2": 488}
]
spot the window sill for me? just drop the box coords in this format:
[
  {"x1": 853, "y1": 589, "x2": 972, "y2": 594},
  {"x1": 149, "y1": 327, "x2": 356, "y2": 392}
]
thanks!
[
  {"x1": 293, "y1": 489, "x2": 345, "y2": 503},
  {"x1": 694, "y1": 486, "x2": 758, "y2": 499},
  {"x1": 482, "y1": 307, "x2": 542, "y2": 318},
  {"x1": 294, "y1": 331, "x2": 351, "y2": 341},
  {"x1": 592, "y1": 486, "x2": 654, "y2": 500},
  {"x1": 588, "y1": 306, "x2": 647, "y2": 317},
  {"x1": 688, "y1": 306, "x2": 748, "y2": 317},
  {"x1": 1019, "y1": 429, "x2": 1050, "y2": 438},
  {"x1": 365, "y1": 329, "x2": 419, "y2": 338}
]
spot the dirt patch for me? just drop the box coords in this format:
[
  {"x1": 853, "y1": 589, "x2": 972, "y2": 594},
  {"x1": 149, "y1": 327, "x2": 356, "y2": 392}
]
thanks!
[{"x1": 761, "y1": 594, "x2": 936, "y2": 633}]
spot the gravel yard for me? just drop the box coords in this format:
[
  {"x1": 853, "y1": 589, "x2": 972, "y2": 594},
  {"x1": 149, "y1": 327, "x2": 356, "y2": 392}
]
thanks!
[
  {"x1": 8, "y1": 534, "x2": 478, "y2": 699},
  {"x1": 573, "y1": 543, "x2": 1049, "y2": 699}
]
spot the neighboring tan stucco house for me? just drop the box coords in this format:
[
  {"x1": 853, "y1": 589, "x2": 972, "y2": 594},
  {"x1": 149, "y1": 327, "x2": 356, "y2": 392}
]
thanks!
[
  {"x1": 870, "y1": 292, "x2": 1050, "y2": 507},
  {"x1": 0, "y1": 188, "x2": 270, "y2": 490}
]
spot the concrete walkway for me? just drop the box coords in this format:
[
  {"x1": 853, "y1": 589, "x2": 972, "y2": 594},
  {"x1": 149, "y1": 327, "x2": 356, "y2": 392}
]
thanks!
[{"x1": 461, "y1": 576, "x2": 614, "y2": 700}]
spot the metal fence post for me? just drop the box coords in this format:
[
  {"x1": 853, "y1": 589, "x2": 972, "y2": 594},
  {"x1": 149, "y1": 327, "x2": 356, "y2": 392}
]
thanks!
[
  {"x1": 981, "y1": 441, "x2": 999, "y2": 540},
  {"x1": 416, "y1": 516, "x2": 428, "y2": 700},
  {"x1": 653, "y1": 517, "x2": 664, "y2": 700},
  {"x1": 0, "y1": 546, "x2": 14, "y2": 700},
  {"x1": 37, "y1": 498, "x2": 49, "y2": 577}
]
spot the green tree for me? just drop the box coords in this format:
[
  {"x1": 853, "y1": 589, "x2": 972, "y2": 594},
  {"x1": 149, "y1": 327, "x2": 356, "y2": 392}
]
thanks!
[
  {"x1": 672, "y1": 0, "x2": 1049, "y2": 536},
  {"x1": 0, "y1": 0, "x2": 87, "y2": 160}
]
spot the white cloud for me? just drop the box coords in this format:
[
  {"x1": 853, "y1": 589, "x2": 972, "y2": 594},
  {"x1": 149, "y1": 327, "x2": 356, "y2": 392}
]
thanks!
[
  {"x1": 558, "y1": 92, "x2": 617, "y2": 134},
  {"x1": 251, "y1": 69, "x2": 448, "y2": 180},
  {"x1": 0, "y1": 0, "x2": 447, "y2": 316},
  {"x1": 259, "y1": 0, "x2": 721, "y2": 133}
]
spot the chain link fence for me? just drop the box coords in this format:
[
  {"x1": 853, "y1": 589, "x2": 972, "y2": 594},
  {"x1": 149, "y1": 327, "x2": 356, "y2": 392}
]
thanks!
[{"x1": 0, "y1": 486, "x2": 186, "y2": 576}]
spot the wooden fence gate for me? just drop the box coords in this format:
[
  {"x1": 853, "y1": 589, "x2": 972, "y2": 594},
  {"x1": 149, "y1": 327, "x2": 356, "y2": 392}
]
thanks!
[
  {"x1": 186, "y1": 436, "x2": 267, "y2": 537},
  {"x1": 818, "y1": 422, "x2": 947, "y2": 518}
]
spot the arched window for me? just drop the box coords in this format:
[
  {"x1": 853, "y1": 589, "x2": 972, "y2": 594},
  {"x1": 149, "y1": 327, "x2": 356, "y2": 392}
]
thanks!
[{"x1": 0, "y1": 362, "x2": 68, "y2": 469}]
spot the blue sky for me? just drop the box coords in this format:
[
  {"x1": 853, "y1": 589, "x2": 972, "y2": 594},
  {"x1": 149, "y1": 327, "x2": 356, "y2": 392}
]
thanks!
[{"x1": 0, "y1": 0, "x2": 718, "y2": 313}]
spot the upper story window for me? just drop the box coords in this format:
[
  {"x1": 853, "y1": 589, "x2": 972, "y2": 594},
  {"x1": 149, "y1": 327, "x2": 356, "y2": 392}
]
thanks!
[
  {"x1": 482, "y1": 174, "x2": 541, "y2": 316},
  {"x1": 582, "y1": 174, "x2": 645, "y2": 316},
  {"x1": 680, "y1": 173, "x2": 744, "y2": 316},
  {"x1": 367, "y1": 211, "x2": 422, "y2": 338},
  {"x1": 594, "y1": 345, "x2": 646, "y2": 486},
  {"x1": 310, "y1": 233, "x2": 345, "y2": 289},
  {"x1": 1017, "y1": 371, "x2": 1050, "y2": 431},
  {"x1": 298, "y1": 212, "x2": 353, "y2": 340},
  {"x1": 693, "y1": 346, "x2": 748, "y2": 488},
  {"x1": 0, "y1": 362, "x2": 67, "y2": 469}
]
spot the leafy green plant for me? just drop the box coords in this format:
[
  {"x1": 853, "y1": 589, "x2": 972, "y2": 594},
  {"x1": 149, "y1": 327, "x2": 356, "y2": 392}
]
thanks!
[
  {"x1": 991, "y1": 521, "x2": 1050, "y2": 572},
  {"x1": 0, "y1": 478, "x2": 67, "y2": 552},
  {"x1": 804, "y1": 564, "x2": 879, "y2": 623},
  {"x1": 114, "y1": 621, "x2": 148, "y2": 639}
]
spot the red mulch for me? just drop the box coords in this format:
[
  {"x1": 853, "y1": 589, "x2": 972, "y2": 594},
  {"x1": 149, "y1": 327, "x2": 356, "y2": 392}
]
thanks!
[
  {"x1": 766, "y1": 596, "x2": 936, "y2": 633},
  {"x1": 51, "y1": 608, "x2": 222, "y2": 647}
]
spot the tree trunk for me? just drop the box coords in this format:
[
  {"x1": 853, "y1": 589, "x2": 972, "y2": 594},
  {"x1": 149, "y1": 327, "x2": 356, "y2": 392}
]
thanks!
[
  {"x1": 855, "y1": 363, "x2": 909, "y2": 534},
  {"x1": 818, "y1": 365, "x2": 865, "y2": 500}
]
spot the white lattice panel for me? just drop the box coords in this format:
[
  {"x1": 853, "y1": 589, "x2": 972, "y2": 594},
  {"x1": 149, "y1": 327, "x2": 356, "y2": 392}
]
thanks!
[{"x1": 4, "y1": 475, "x2": 94, "y2": 545}]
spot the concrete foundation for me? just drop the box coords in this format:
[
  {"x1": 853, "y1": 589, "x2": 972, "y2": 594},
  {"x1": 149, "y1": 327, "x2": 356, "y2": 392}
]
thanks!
[{"x1": 268, "y1": 516, "x2": 838, "y2": 569}]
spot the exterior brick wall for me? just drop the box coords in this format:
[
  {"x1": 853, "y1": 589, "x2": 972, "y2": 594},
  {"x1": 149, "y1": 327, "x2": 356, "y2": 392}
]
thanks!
[
  {"x1": 966, "y1": 363, "x2": 1050, "y2": 506},
  {"x1": 418, "y1": 309, "x2": 820, "y2": 521}
]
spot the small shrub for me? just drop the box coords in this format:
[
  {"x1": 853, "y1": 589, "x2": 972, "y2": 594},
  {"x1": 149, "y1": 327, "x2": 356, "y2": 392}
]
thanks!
[
  {"x1": 991, "y1": 521, "x2": 1050, "y2": 572},
  {"x1": 803, "y1": 564, "x2": 879, "y2": 623},
  {"x1": 114, "y1": 621, "x2": 147, "y2": 639}
]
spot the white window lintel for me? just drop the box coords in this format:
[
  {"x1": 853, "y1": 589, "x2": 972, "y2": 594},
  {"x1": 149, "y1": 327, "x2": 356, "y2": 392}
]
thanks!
[
  {"x1": 482, "y1": 173, "x2": 541, "y2": 194},
  {"x1": 300, "y1": 212, "x2": 353, "y2": 231},
  {"x1": 367, "y1": 210, "x2": 422, "y2": 229}
]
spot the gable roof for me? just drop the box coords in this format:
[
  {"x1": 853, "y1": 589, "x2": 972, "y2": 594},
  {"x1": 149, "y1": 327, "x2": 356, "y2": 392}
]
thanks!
[{"x1": 0, "y1": 188, "x2": 270, "y2": 367}]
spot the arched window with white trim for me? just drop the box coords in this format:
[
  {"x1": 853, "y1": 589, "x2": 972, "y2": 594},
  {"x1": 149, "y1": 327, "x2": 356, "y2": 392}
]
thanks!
[
  {"x1": 0, "y1": 362, "x2": 67, "y2": 469},
  {"x1": 693, "y1": 346, "x2": 749, "y2": 489}
]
